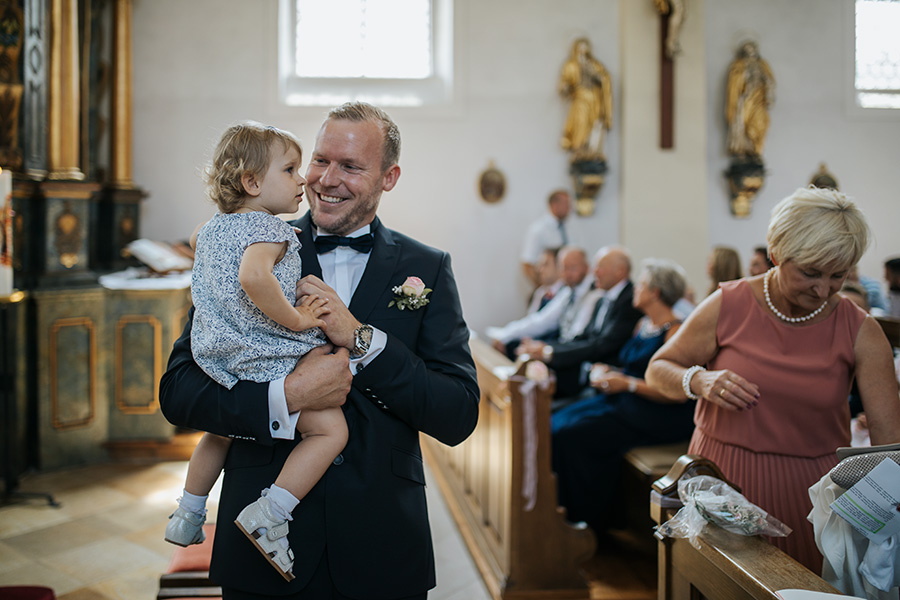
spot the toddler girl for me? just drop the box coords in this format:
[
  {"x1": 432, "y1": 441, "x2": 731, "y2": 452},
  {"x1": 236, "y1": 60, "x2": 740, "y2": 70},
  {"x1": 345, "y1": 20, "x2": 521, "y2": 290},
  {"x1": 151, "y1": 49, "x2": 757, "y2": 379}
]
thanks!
[{"x1": 164, "y1": 122, "x2": 347, "y2": 583}]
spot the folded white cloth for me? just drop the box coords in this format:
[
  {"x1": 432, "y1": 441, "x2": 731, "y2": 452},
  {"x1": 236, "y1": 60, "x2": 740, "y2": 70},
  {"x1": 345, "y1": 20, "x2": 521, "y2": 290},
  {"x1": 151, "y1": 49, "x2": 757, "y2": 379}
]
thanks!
[{"x1": 808, "y1": 473, "x2": 900, "y2": 600}]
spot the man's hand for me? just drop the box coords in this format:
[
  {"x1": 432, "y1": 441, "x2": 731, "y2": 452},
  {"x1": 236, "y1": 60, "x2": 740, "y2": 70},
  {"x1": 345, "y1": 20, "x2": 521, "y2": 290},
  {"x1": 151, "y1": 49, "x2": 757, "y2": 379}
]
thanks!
[
  {"x1": 297, "y1": 275, "x2": 361, "y2": 348},
  {"x1": 516, "y1": 338, "x2": 547, "y2": 361},
  {"x1": 284, "y1": 345, "x2": 352, "y2": 413}
]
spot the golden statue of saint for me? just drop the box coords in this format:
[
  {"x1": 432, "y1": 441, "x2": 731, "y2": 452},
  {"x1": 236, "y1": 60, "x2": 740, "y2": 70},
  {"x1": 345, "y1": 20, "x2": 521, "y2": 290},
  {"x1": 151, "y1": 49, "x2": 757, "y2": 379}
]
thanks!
[
  {"x1": 725, "y1": 40, "x2": 775, "y2": 158},
  {"x1": 559, "y1": 38, "x2": 612, "y2": 159}
]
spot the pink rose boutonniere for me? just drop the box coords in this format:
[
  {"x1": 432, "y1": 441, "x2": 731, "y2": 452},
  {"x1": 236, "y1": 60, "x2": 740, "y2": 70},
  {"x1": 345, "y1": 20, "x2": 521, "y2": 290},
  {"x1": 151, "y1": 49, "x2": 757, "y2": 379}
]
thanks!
[{"x1": 389, "y1": 276, "x2": 432, "y2": 310}]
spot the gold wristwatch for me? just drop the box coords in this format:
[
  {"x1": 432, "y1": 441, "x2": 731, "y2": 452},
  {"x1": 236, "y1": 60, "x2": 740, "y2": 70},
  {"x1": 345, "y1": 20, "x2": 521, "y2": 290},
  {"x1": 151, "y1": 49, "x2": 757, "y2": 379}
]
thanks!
[{"x1": 349, "y1": 324, "x2": 374, "y2": 358}]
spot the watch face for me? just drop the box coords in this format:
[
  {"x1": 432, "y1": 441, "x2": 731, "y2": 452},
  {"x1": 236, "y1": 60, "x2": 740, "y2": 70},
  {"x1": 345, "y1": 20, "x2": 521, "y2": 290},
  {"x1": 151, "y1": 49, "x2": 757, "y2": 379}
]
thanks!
[{"x1": 352, "y1": 325, "x2": 373, "y2": 357}]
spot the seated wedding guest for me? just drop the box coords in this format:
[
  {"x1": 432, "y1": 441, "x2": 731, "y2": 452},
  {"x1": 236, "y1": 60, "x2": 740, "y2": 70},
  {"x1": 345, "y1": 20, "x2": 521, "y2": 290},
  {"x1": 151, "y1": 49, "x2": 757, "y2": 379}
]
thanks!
[
  {"x1": 517, "y1": 246, "x2": 643, "y2": 398},
  {"x1": 646, "y1": 186, "x2": 900, "y2": 574},
  {"x1": 526, "y1": 247, "x2": 563, "y2": 315},
  {"x1": 748, "y1": 245, "x2": 773, "y2": 276},
  {"x1": 551, "y1": 259, "x2": 694, "y2": 536},
  {"x1": 883, "y1": 257, "x2": 900, "y2": 318},
  {"x1": 521, "y1": 189, "x2": 575, "y2": 287},
  {"x1": 706, "y1": 245, "x2": 742, "y2": 297},
  {"x1": 846, "y1": 264, "x2": 887, "y2": 314},
  {"x1": 838, "y1": 280, "x2": 870, "y2": 312},
  {"x1": 487, "y1": 246, "x2": 593, "y2": 357}
]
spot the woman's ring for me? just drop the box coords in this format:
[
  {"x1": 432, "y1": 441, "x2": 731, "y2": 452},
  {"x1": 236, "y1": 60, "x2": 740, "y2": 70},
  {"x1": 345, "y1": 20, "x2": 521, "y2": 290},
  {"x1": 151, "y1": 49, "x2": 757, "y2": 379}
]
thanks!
[
  {"x1": 719, "y1": 388, "x2": 727, "y2": 397},
  {"x1": 600, "y1": 381, "x2": 609, "y2": 391}
]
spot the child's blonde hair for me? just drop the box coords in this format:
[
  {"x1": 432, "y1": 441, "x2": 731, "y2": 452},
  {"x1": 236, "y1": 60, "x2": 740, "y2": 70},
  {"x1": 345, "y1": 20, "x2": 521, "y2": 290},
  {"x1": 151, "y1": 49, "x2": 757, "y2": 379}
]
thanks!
[{"x1": 206, "y1": 122, "x2": 302, "y2": 213}]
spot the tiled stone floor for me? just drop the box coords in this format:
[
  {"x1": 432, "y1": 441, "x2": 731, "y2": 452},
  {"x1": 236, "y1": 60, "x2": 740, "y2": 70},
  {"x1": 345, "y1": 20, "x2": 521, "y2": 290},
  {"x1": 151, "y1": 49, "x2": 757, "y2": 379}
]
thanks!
[{"x1": 0, "y1": 461, "x2": 490, "y2": 600}]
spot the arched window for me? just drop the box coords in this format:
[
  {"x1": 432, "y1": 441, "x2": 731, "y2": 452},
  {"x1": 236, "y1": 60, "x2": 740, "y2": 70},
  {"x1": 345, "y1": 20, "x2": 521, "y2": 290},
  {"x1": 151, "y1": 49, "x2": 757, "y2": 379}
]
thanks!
[
  {"x1": 277, "y1": 0, "x2": 454, "y2": 107},
  {"x1": 855, "y1": 0, "x2": 900, "y2": 109}
]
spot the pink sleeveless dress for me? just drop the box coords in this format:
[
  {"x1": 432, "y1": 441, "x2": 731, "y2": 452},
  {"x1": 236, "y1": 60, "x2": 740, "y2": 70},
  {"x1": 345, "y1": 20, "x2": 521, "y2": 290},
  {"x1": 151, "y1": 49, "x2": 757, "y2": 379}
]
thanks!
[{"x1": 688, "y1": 279, "x2": 866, "y2": 574}]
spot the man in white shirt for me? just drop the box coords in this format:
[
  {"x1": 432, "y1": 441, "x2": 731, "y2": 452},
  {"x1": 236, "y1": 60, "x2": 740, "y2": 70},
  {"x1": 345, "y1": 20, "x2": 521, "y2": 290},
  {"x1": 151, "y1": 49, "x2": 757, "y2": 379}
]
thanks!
[
  {"x1": 488, "y1": 246, "x2": 592, "y2": 357},
  {"x1": 521, "y1": 189, "x2": 574, "y2": 286},
  {"x1": 526, "y1": 247, "x2": 564, "y2": 315}
]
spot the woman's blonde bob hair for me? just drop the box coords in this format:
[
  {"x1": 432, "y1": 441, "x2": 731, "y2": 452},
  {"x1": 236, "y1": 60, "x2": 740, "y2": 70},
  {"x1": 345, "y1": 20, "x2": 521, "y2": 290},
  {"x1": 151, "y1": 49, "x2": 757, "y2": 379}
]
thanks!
[
  {"x1": 766, "y1": 186, "x2": 870, "y2": 272},
  {"x1": 205, "y1": 122, "x2": 302, "y2": 213}
]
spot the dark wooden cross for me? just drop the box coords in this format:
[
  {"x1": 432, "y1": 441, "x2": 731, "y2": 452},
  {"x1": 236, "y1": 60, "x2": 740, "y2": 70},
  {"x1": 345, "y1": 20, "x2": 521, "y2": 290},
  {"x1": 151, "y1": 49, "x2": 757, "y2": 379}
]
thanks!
[{"x1": 659, "y1": 11, "x2": 674, "y2": 149}]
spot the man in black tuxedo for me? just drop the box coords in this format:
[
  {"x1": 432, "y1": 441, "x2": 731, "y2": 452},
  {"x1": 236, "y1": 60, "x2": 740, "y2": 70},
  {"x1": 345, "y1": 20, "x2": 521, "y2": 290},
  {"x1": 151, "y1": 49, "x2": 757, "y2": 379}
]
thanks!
[
  {"x1": 518, "y1": 246, "x2": 643, "y2": 398},
  {"x1": 159, "y1": 102, "x2": 479, "y2": 599}
]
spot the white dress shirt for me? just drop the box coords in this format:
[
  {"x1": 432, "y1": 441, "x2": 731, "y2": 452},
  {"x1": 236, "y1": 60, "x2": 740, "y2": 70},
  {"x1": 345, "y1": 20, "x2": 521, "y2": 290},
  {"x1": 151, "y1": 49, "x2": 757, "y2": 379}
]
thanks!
[
  {"x1": 268, "y1": 223, "x2": 387, "y2": 439},
  {"x1": 520, "y1": 213, "x2": 573, "y2": 264},
  {"x1": 526, "y1": 280, "x2": 565, "y2": 315},
  {"x1": 486, "y1": 276, "x2": 594, "y2": 344}
]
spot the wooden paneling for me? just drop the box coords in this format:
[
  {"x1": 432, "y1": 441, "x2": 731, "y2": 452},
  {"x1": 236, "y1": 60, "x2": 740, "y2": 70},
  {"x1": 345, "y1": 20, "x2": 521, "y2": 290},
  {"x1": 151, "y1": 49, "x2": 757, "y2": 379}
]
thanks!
[{"x1": 421, "y1": 338, "x2": 595, "y2": 600}]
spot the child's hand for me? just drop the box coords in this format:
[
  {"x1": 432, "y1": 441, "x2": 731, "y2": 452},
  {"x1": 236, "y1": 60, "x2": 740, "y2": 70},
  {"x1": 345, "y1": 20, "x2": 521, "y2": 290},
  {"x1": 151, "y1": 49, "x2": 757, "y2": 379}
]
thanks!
[{"x1": 293, "y1": 294, "x2": 330, "y2": 331}]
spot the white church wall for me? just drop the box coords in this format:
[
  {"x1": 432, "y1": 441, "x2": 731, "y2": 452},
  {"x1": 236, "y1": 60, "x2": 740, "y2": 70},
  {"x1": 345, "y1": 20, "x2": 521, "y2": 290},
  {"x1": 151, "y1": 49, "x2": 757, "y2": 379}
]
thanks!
[
  {"x1": 619, "y1": 0, "x2": 710, "y2": 298},
  {"x1": 133, "y1": 0, "x2": 899, "y2": 337},
  {"x1": 133, "y1": 0, "x2": 620, "y2": 337},
  {"x1": 704, "y1": 0, "x2": 900, "y2": 284}
]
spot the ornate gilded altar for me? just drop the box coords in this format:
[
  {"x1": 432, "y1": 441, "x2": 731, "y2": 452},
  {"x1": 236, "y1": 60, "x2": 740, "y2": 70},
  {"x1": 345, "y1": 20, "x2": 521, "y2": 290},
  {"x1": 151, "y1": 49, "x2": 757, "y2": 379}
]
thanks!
[{"x1": 2, "y1": 0, "x2": 183, "y2": 473}]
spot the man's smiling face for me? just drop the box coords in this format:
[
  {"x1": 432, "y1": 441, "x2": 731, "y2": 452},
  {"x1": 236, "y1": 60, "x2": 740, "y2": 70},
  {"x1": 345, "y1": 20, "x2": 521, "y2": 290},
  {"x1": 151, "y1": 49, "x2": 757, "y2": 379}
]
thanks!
[{"x1": 305, "y1": 118, "x2": 398, "y2": 235}]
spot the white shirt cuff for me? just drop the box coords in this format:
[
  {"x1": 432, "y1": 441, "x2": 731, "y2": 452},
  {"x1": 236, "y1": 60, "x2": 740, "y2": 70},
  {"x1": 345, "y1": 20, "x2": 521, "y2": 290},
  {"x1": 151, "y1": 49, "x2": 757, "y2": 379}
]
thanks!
[
  {"x1": 349, "y1": 327, "x2": 387, "y2": 374},
  {"x1": 268, "y1": 376, "x2": 299, "y2": 440}
]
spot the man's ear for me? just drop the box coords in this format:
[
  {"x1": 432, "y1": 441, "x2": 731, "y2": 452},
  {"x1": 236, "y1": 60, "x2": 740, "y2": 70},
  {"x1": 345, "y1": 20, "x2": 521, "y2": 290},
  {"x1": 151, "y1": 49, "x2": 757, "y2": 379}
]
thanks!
[
  {"x1": 381, "y1": 164, "x2": 401, "y2": 192},
  {"x1": 241, "y1": 171, "x2": 262, "y2": 197}
]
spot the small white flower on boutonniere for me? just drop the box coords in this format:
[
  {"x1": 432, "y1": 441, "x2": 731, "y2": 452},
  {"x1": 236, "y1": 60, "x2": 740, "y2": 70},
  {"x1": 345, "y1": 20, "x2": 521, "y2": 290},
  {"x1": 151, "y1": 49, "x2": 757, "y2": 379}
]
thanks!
[{"x1": 389, "y1": 276, "x2": 432, "y2": 310}]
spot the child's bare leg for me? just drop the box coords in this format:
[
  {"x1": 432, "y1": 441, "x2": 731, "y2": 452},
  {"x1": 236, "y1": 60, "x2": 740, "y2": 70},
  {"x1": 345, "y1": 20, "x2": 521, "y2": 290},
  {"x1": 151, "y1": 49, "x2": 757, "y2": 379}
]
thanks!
[
  {"x1": 166, "y1": 432, "x2": 231, "y2": 546},
  {"x1": 274, "y1": 407, "x2": 348, "y2": 499},
  {"x1": 185, "y1": 432, "x2": 232, "y2": 496},
  {"x1": 233, "y1": 407, "x2": 347, "y2": 580}
]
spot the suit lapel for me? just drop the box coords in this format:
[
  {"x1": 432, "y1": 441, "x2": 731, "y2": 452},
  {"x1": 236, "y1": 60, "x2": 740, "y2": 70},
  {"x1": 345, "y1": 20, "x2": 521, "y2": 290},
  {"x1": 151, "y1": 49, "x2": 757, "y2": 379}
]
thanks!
[
  {"x1": 292, "y1": 214, "x2": 399, "y2": 322},
  {"x1": 292, "y1": 213, "x2": 322, "y2": 279},
  {"x1": 349, "y1": 217, "x2": 399, "y2": 323},
  {"x1": 595, "y1": 281, "x2": 633, "y2": 335}
]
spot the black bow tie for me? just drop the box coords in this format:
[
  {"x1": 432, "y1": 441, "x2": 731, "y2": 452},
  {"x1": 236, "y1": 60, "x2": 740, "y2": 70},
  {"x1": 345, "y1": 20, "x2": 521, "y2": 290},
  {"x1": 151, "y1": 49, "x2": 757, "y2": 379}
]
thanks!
[{"x1": 313, "y1": 234, "x2": 374, "y2": 254}]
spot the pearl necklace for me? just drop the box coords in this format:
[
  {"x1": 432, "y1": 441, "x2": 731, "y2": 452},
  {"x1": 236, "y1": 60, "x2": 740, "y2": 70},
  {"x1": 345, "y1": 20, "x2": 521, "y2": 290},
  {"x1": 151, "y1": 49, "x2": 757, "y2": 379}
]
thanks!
[{"x1": 763, "y1": 268, "x2": 828, "y2": 323}]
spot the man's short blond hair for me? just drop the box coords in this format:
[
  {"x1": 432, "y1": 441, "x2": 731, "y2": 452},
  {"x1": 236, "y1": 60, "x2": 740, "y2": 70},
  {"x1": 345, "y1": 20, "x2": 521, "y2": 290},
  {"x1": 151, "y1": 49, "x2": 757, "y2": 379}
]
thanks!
[{"x1": 327, "y1": 101, "x2": 400, "y2": 172}]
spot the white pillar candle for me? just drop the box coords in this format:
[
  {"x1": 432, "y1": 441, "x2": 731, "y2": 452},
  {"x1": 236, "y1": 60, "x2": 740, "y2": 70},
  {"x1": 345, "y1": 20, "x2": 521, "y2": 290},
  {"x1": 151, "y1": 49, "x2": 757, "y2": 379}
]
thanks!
[{"x1": 0, "y1": 168, "x2": 13, "y2": 296}]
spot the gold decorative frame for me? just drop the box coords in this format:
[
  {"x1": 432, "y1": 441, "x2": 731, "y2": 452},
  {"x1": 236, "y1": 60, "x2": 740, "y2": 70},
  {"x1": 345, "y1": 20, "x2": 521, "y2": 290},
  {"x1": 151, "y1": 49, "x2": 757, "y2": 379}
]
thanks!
[
  {"x1": 50, "y1": 316, "x2": 95, "y2": 429},
  {"x1": 115, "y1": 314, "x2": 161, "y2": 415},
  {"x1": 173, "y1": 299, "x2": 191, "y2": 341}
]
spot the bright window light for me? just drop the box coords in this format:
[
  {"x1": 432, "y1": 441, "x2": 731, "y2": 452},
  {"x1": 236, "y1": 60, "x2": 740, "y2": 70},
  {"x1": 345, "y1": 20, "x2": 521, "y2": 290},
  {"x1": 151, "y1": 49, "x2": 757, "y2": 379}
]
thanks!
[
  {"x1": 295, "y1": 0, "x2": 432, "y2": 79},
  {"x1": 278, "y1": 0, "x2": 452, "y2": 107},
  {"x1": 855, "y1": 0, "x2": 900, "y2": 109}
]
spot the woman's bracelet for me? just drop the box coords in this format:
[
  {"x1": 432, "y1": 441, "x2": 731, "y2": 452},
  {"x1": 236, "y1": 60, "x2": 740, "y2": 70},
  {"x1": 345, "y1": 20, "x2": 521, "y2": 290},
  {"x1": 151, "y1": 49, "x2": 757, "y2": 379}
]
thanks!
[{"x1": 681, "y1": 365, "x2": 705, "y2": 400}]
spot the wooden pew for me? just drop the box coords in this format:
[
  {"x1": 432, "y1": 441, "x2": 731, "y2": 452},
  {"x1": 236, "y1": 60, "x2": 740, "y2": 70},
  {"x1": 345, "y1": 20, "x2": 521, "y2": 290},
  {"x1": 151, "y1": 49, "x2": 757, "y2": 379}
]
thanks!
[
  {"x1": 875, "y1": 315, "x2": 900, "y2": 348},
  {"x1": 651, "y1": 456, "x2": 840, "y2": 600},
  {"x1": 421, "y1": 337, "x2": 596, "y2": 600},
  {"x1": 157, "y1": 524, "x2": 221, "y2": 600}
]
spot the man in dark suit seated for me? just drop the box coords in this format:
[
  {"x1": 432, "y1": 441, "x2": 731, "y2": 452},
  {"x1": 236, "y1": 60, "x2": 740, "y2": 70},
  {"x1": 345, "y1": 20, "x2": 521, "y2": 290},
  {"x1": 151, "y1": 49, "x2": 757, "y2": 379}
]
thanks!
[
  {"x1": 517, "y1": 246, "x2": 643, "y2": 399},
  {"x1": 159, "y1": 102, "x2": 479, "y2": 600}
]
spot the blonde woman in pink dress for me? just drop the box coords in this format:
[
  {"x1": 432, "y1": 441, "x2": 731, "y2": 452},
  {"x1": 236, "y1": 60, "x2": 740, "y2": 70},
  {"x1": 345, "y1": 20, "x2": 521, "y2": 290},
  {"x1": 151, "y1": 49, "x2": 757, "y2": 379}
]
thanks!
[{"x1": 645, "y1": 187, "x2": 900, "y2": 574}]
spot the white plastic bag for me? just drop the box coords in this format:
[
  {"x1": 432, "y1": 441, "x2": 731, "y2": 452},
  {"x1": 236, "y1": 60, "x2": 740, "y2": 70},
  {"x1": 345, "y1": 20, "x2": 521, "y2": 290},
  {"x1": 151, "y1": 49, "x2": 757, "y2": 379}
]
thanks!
[{"x1": 657, "y1": 475, "x2": 792, "y2": 548}]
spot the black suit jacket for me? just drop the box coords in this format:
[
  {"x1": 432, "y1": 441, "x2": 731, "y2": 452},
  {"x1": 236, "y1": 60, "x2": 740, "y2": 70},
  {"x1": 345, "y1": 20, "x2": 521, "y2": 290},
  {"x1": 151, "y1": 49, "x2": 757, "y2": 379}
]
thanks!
[
  {"x1": 550, "y1": 280, "x2": 643, "y2": 370},
  {"x1": 159, "y1": 214, "x2": 480, "y2": 598}
]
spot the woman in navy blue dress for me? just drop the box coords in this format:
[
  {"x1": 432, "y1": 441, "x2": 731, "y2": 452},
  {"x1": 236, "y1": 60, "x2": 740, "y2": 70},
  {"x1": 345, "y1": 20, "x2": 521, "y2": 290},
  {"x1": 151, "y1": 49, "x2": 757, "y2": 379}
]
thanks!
[{"x1": 552, "y1": 258, "x2": 696, "y2": 535}]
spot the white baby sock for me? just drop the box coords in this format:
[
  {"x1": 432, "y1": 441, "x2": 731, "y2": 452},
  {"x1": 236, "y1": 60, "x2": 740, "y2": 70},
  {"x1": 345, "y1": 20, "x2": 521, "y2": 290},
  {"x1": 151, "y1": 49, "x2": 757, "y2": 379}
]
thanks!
[
  {"x1": 263, "y1": 485, "x2": 298, "y2": 521},
  {"x1": 179, "y1": 489, "x2": 208, "y2": 516},
  {"x1": 260, "y1": 486, "x2": 299, "y2": 552}
]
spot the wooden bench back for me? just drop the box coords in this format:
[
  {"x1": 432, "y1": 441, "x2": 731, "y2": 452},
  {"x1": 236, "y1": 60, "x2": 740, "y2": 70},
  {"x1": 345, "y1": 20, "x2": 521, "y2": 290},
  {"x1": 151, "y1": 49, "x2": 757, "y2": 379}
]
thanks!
[
  {"x1": 421, "y1": 337, "x2": 595, "y2": 599},
  {"x1": 651, "y1": 456, "x2": 839, "y2": 600}
]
